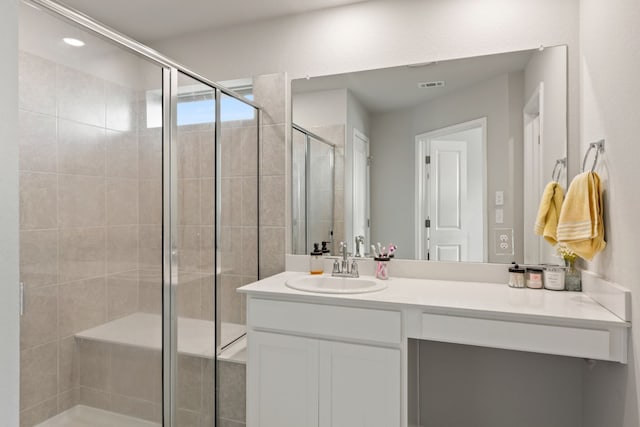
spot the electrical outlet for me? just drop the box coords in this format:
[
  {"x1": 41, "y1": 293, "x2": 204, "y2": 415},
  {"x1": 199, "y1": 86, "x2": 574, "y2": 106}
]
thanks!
[{"x1": 494, "y1": 228, "x2": 514, "y2": 256}]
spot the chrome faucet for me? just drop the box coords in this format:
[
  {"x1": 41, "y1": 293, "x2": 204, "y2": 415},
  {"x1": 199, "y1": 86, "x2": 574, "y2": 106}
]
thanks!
[
  {"x1": 332, "y1": 242, "x2": 359, "y2": 278},
  {"x1": 354, "y1": 235, "x2": 365, "y2": 257}
]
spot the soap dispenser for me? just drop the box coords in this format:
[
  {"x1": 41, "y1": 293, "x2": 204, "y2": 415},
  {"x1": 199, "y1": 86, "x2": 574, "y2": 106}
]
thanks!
[{"x1": 310, "y1": 243, "x2": 324, "y2": 275}]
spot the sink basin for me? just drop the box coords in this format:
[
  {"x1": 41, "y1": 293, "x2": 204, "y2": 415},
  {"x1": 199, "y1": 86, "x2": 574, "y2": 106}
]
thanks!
[{"x1": 285, "y1": 275, "x2": 387, "y2": 294}]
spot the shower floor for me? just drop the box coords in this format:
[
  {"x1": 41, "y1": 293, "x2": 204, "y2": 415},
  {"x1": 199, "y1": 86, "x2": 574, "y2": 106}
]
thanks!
[{"x1": 35, "y1": 405, "x2": 159, "y2": 427}]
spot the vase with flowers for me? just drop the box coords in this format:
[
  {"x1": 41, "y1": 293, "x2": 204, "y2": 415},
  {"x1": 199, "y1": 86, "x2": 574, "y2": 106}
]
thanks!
[{"x1": 557, "y1": 243, "x2": 581, "y2": 291}]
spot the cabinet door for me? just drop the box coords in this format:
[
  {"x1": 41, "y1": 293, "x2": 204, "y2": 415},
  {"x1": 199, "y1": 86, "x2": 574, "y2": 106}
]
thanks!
[
  {"x1": 319, "y1": 341, "x2": 401, "y2": 427},
  {"x1": 247, "y1": 331, "x2": 319, "y2": 427}
]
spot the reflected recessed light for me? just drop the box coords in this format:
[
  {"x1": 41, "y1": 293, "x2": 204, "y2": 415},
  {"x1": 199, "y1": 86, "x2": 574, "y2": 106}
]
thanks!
[{"x1": 63, "y1": 37, "x2": 85, "y2": 47}]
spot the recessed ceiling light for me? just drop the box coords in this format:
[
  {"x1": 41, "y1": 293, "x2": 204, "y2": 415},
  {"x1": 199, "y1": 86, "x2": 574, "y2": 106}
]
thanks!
[{"x1": 63, "y1": 37, "x2": 85, "y2": 47}]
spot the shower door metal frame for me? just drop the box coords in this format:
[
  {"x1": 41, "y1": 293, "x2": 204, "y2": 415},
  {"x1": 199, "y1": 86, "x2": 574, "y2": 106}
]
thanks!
[{"x1": 23, "y1": 1, "x2": 262, "y2": 425}]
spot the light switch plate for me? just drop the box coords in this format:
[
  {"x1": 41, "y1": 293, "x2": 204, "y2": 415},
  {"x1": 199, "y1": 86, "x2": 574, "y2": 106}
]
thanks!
[
  {"x1": 494, "y1": 228, "x2": 514, "y2": 256},
  {"x1": 495, "y1": 191, "x2": 504, "y2": 206},
  {"x1": 495, "y1": 208, "x2": 504, "y2": 224}
]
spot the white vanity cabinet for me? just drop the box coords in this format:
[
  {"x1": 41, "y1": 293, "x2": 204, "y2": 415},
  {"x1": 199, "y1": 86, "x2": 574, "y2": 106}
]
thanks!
[{"x1": 246, "y1": 297, "x2": 403, "y2": 427}]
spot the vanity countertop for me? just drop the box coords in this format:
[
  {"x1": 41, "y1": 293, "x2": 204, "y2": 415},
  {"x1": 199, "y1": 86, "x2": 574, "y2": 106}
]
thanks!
[{"x1": 238, "y1": 271, "x2": 629, "y2": 329}]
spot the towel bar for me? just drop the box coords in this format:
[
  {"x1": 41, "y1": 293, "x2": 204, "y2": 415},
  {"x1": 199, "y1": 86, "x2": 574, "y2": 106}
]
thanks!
[
  {"x1": 552, "y1": 157, "x2": 566, "y2": 182},
  {"x1": 582, "y1": 140, "x2": 605, "y2": 173}
]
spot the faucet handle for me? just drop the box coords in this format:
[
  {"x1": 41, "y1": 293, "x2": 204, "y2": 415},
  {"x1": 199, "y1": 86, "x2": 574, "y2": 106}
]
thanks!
[
  {"x1": 350, "y1": 259, "x2": 359, "y2": 278},
  {"x1": 332, "y1": 259, "x2": 341, "y2": 274}
]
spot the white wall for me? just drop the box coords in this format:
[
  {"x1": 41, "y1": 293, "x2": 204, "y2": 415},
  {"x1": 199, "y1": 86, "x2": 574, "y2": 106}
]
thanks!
[
  {"x1": 580, "y1": 0, "x2": 640, "y2": 425},
  {"x1": 151, "y1": 0, "x2": 581, "y2": 175},
  {"x1": 292, "y1": 89, "x2": 347, "y2": 128},
  {"x1": 0, "y1": 0, "x2": 20, "y2": 424},
  {"x1": 370, "y1": 72, "x2": 523, "y2": 261},
  {"x1": 524, "y1": 46, "x2": 569, "y2": 264}
]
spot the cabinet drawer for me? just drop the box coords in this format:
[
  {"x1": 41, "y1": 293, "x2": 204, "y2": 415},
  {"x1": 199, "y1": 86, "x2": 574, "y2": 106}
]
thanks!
[
  {"x1": 249, "y1": 298, "x2": 402, "y2": 344},
  {"x1": 421, "y1": 313, "x2": 612, "y2": 360}
]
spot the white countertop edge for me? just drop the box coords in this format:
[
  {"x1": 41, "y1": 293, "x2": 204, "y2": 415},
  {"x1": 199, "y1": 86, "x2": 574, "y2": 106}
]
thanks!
[{"x1": 239, "y1": 271, "x2": 629, "y2": 329}]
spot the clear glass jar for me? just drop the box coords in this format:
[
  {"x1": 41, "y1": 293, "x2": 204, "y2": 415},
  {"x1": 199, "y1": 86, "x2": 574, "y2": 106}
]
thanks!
[
  {"x1": 564, "y1": 262, "x2": 581, "y2": 291},
  {"x1": 526, "y1": 267, "x2": 544, "y2": 289},
  {"x1": 508, "y1": 264, "x2": 525, "y2": 288},
  {"x1": 543, "y1": 265, "x2": 566, "y2": 291},
  {"x1": 375, "y1": 257, "x2": 390, "y2": 280}
]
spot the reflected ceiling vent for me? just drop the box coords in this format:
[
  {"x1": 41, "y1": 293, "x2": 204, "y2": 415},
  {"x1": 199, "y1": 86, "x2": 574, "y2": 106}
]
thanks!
[{"x1": 418, "y1": 81, "x2": 445, "y2": 89}]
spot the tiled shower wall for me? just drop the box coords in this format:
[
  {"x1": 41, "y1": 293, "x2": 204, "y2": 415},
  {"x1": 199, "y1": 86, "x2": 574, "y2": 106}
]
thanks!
[{"x1": 18, "y1": 50, "x2": 154, "y2": 425}]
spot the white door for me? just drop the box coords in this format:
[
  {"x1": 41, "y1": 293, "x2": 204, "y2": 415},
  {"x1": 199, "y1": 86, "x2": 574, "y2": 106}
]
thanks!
[
  {"x1": 416, "y1": 120, "x2": 486, "y2": 262},
  {"x1": 319, "y1": 341, "x2": 401, "y2": 427},
  {"x1": 248, "y1": 331, "x2": 319, "y2": 427},
  {"x1": 352, "y1": 130, "x2": 370, "y2": 249}
]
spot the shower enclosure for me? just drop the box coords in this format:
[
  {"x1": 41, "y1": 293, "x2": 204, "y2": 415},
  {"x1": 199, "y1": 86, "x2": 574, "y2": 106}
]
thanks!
[
  {"x1": 18, "y1": 1, "x2": 258, "y2": 426},
  {"x1": 291, "y1": 124, "x2": 335, "y2": 255}
]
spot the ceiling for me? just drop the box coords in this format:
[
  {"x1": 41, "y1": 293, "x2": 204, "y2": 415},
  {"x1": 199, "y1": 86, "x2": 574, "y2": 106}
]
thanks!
[
  {"x1": 58, "y1": 0, "x2": 369, "y2": 43},
  {"x1": 292, "y1": 49, "x2": 535, "y2": 114}
]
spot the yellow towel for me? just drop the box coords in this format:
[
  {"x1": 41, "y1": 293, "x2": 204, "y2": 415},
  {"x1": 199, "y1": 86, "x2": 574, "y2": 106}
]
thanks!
[
  {"x1": 534, "y1": 182, "x2": 564, "y2": 245},
  {"x1": 557, "y1": 171, "x2": 606, "y2": 260}
]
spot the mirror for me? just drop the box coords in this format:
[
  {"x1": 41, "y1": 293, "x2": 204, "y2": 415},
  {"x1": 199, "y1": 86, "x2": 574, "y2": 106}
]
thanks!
[{"x1": 291, "y1": 46, "x2": 567, "y2": 264}]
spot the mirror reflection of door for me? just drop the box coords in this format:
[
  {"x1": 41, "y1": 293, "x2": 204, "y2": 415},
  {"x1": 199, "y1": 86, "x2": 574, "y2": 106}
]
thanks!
[
  {"x1": 352, "y1": 129, "x2": 371, "y2": 251},
  {"x1": 416, "y1": 119, "x2": 486, "y2": 262}
]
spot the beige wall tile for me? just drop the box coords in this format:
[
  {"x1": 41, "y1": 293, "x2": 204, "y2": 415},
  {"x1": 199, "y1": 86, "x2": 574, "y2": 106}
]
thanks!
[
  {"x1": 111, "y1": 393, "x2": 162, "y2": 423},
  {"x1": 200, "y1": 275, "x2": 215, "y2": 322},
  {"x1": 110, "y1": 345, "x2": 161, "y2": 403},
  {"x1": 58, "y1": 227, "x2": 106, "y2": 283},
  {"x1": 19, "y1": 397, "x2": 58, "y2": 427},
  {"x1": 139, "y1": 225, "x2": 162, "y2": 271},
  {"x1": 177, "y1": 273, "x2": 202, "y2": 319},
  {"x1": 220, "y1": 275, "x2": 243, "y2": 325},
  {"x1": 107, "y1": 178, "x2": 138, "y2": 226},
  {"x1": 59, "y1": 277, "x2": 107, "y2": 337},
  {"x1": 199, "y1": 130, "x2": 216, "y2": 178},
  {"x1": 177, "y1": 409, "x2": 201, "y2": 427},
  {"x1": 241, "y1": 177, "x2": 257, "y2": 227},
  {"x1": 138, "y1": 131, "x2": 162, "y2": 180},
  {"x1": 19, "y1": 52, "x2": 57, "y2": 116},
  {"x1": 19, "y1": 172, "x2": 57, "y2": 230},
  {"x1": 79, "y1": 386, "x2": 111, "y2": 411},
  {"x1": 200, "y1": 226, "x2": 215, "y2": 275},
  {"x1": 221, "y1": 178, "x2": 242, "y2": 227},
  {"x1": 58, "y1": 387, "x2": 79, "y2": 413},
  {"x1": 106, "y1": 82, "x2": 137, "y2": 132},
  {"x1": 219, "y1": 361, "x2": 246, "y2": 422},
  {"x1": 179, "y1": 226, "x2": 202, "y2": 272},
  {"x1": 19, "y1": 110, "x2": 57, "y2": 173},
  {"x1": 139, "y1": 178, "x2": 162, "y2": 226},
  {"x1": 240, "y1": 126, "x2": 258, "y2": 176},
  {"x1": 200, "y1": 178, "x2": 215, "y2": 227},
  {"x1": 57, "y1": 119, "x2": 105, "y2": 176},
  {"x1": 241, "y1": 227, "x2": 258, "y2": 277},
  {"x1": 259, "y1": 227, "x2": 285, "y2": 278},
  {"x1": 253, "y1": 73, "x2": 286, "y2": 126},
  {"x1": 179, "y1": 179, "x2": 201, "y2": 226},
  {"x1": 260, "y1": 124, "x2": 286, "y2": 176},
  {"x1": 107, "y1": 130, "x2": 138, "y2": 179},
  {"x1": 20, "y1": 285, "x2": 57, "y2": 350},
  {"x1": 58, "y1": 337, "x2": 78, "y2": 393},
  {"x1": 138, "y1": 269, "x2": 162, "y2": 314},
  {"x1": 177, "y1": 355, "x2": 203, "y2": 412},
  {"x1": 178, "y1": 131, "x2": 200, "y2": 179},
  {"x1": 220, "y1": 227, "x2": 242, "y2": 275},
  {"x1": 20, "y1": 229, "x2": 58, "y2": 288},
  {"x1": 107, "y1": 225, "x2": 139, "y2": 274},
  {"x1": 259, "y1": 175, "x2": 285, "y2": 227},
  {"x1": 59, "y1": 175, "x2": 106, "y2": 228},
  {"x1": 107, "y1": 272, "x2": 139, "y2": 320},
  {"x1": 57, "y1": 65, "x2": 105, "y2": 128},
  {"x1": 77, "y1": 340, "x2": 110, "y2": 391},
  {"x1": 20, "y1": 342, "x2": 58, "y2": 410}
]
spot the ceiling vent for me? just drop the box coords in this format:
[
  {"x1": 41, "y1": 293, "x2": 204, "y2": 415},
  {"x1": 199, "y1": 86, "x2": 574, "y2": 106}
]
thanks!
[{"x1": 418, "y1": 81, "x2": 445, "y2": 89}]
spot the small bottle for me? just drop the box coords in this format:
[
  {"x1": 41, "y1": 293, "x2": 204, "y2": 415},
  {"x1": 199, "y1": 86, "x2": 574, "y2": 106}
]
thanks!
[
  {"x1": 508, "y1": 263, "x2": 525, "y2": 288},
  {"x1": 321, "y1": 241, "x2": 331, "y2": 256},
  {"x1": 310, "y1": 243, "x2": 324, "y2": 275}
]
